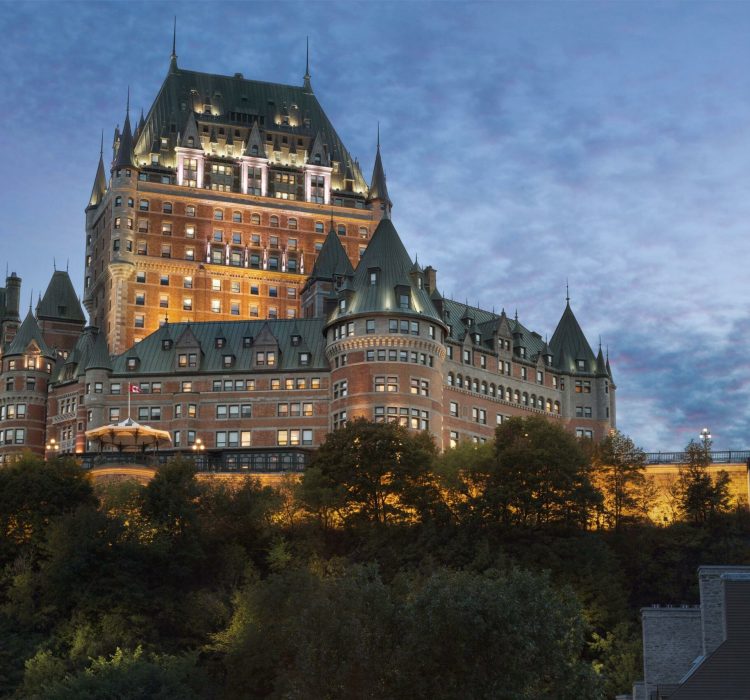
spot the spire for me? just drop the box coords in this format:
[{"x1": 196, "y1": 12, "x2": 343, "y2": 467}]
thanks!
[
  {"x1": 303, "y1": 36, "x2": 313, "y2": 93},
  {"x1": 37, "y1": 270, "x2": 86, "y2": 323},
  {"x1": 307, "y1": 227, "x2": 354, "y2": 282},
  {"x1": 566, "y1": 278, "x2": 570, "y2": 304},
  {"x1": 179, "y1": 109, "x2": 202, "y2": 150},
  {"x1": 112, "y1": 91, "x2": 136, "y2": 170},
  {"x1": 169, "y1": 16, "x2": 178, "y2": 72},
  {"x1": 88, "y1": 134, "x2": 107, "y2": 208},
  {"x1": 368, "y1": 129, "x2": 392, "y2": 218},
  {"x1": 138, "y1": 107, "x2": 145, "y2": 134}
]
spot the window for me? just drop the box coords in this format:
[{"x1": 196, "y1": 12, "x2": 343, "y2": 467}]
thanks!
[
  {"x1": 576, "y1": 359, "x2": 586, "y2": 371},
  {"x1": 575, "y1": 428, "x2": 593, "y2": 439},
  {"x1": 521, "y1": 367, "x2": 528, "y2": 381},
  {"x1": 163, "y1": 202, "x2": 173, "y2": 214},
  {"x1": 214, "y1": 209, "x2": 224, "y2": 220},
  {"x1": 232, "y1": 211, "x2": 242, "y2": 223},
  {"x1": 270, "y1": 215, "x2": 279, "y2": 227},
  {"x1": 537, "y1": 370, "x2": 544, "y2": 384},
  {"x1": 162, "y1": 222, "x2": 172, "y2": 236},
  {"x1": 135, "y1": 292, "x2": 145, "y2": 306},
  {"x1": 450, "y1": 431, "x2": 459, "y2": 448},
  {"x1": 181, "y1": 381, "x2": 192, "y2": 392},
  {"x1": 186, "y1": 205, "x2": 196, "y2": 217},
  {"x1": 109, "y1": 407, "x2": 120, "y2": 422},
  {"x1": 134, "y1": 315, "x2": 144, "y2": 328},
  {"x1": 139, "y1": 199, "x2": 149, "y2": 211},
  {"x1": 161, "y1": 244, "x2": 171, "y2": 258},
  {"x1": 410, "y1": 378, "x2": 429, "y2": 396},
  {"x1": 183, "y1": 297, "x2": 193, "y2": 311},
  {"x1": 450, "y1": 401, "x2": 459, "y2": 417},
  {"x1": 366, "y1": 319, "x2": 375, "y2": 334},
  {"x1": 575, "y1": 380, "x2": 591, "y2": 394},
  {"x1": 333, "y1": 380, "x2": 348, "y2": 398}
]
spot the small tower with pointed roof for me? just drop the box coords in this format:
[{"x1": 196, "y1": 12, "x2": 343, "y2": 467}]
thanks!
[
  {"x1": 36, "y1": 269, "x2": 86, "y2": 356},
  {"x1": 367, "y1": 128, "x2": 392, "y2": 220}
]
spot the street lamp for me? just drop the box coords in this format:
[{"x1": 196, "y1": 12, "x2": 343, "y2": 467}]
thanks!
[
  {"x1": 192, "y1": 437, "x2": 205, "y2": 452},
  {"x1": 45, "y1": 438, "x2": 60, "y2": 456},
  {"x1": 699, "y1": 427, "x2": 711, "y2": 447}
]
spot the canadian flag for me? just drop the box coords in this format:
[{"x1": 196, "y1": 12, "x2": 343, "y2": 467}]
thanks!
[{"x1": 129, "y1": 384, "x2": 141, "y2": 394}]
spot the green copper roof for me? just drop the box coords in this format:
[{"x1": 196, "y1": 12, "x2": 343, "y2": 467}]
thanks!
[
  {"x1": 85, "y1": 328, "x2": 113, "y2": 371},
  {"x1": 88, "y1": 154, "x2": 107, "y2": 208},
  {"x1": 110, "y1": 318, "x2": 328, "y2": 375},
  {"x1": 306, "y1": 226, "x2": 354, "y2": 282},
  {"x1": 133, "y1": 64, "x2": 367, "y2": 192},
  {"x1": 549, "y1": 302, "x2": 596, "y2": 373},
  {"x1": 6, "y1": 310, "x2": 54, "y2": 357},
  {"x1": 113, "y1": 110, "x2": 136, "y2": 170},
  {"x1": 36, "y1": 271, "x2": 86, "y2": 323},
  {"x1": 327, "y1": 218, "x2": 442, "y2": 324}
]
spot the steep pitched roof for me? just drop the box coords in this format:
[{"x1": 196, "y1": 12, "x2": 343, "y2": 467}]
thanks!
[
  {"x1": 85, "y1": 329, "x2": 113, "y2": 371},
  {"x1": 307, "y1": 226, "x2": 354, "y2": 282},
  {"x1": 132, "y1": 64, "x2": 366, "y2": 191},
  {"x1": 327, "y1": 218, "x2": 442, "y2": 324},
  {"x1": 308, "y1": 131, "x2": 330, "y2": 166},
  {"x1": 36, "y1": 271, "x2": 86, "y2": 323},
  {"x1": 243, "y1": 120, "x2": 266, "y2": 157},
  {"x1": 6, "y1": 310, "x2": 54, "y2": 357},
  {"x1": 110, "y1": 318, "x2": 328, "y2": 374},
  {"x1": 549, "y1": 302, "x2": 596, "y2": 372}
]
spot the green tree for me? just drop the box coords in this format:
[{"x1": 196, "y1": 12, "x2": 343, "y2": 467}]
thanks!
[
  {"x1": 677, "y1": 439, "x2": 731, "y2": 524},
  {"x1": 490, "y1": 416, "x2": 602, "y2": 528},
  {"x1": 0, "y1": 454, "x2": 96, "y2": 564},
  {"x1": 591, "y1": 430, "x2": 647, "y2": 529},
  {"x1": 298, "y1": 419, "x2": 439, "y2": 527}
]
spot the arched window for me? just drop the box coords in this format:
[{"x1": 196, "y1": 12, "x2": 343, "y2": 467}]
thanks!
[
  {"x1": 473, "y1": 379, "x2": 479, "y2": 393},
  {"x1": 214, "y1": 209, "x2": 224, "y2": 221},
  {"x1": 481, "y1": 381, "x2": 488, "y2": 395},
  {"x1": 456, "y1": 375, "x2": 463, "y2": 388},
  {"x1": 232, "y1": 211, "x2": 242, "y2": 223},
  {"x1": 270, "y1": 215, "x2": 279, "y2": 227},
  {"x1": 514, "y1": 390, "x2": 520, "y2": 403},
  {"x1": 288, "y1": 218, "x2": 298, "y2": 230},
  {"x1": 546, "y1": 399, "x2": 552, "y2": 412},
  {"x1": 447, "y1": 373, "x2": 454, "y2": 386},
  {"x1": 489, "y1": 383, "x2": 495, "y2": 397},
  {"x1": 531, "y1": 394, "x2": 536, "y2": 408},
  {"x1": 538, "y1": 396, "x2": 544, "y2": 409},
  {"x1": 522, "y1": 392, "x2": 529, "y2": 406},
  {"x1": 554, "y1": 401, "x2": 561, "y2": 414},
  {"x1": 251, "y1": 213, "x2": 260, "y2": 225}
]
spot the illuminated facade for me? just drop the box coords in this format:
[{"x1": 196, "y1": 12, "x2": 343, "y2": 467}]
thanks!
[{"x1": 0, "y1": 45, "x2": 616, "y2": 466}]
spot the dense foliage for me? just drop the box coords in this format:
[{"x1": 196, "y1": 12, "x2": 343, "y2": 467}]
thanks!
[{"x1": 1, "y1": 422, "x2": 747, "y2": 699}]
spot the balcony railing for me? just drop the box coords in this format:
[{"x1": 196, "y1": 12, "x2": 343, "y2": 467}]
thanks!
[
  {"x1": 79, "y1": 447, "x2": 312, "y2": 474},
  {"x1": 644, "y1": 451, "x2": 750, "y2": 466}
]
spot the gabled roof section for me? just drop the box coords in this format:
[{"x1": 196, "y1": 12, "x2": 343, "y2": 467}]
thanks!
[
  {"x1": 88, "y1": 153, "x2": 107, "y2": 208},
  {"x1": 309, "y1": 131, "x2": 330, "y2": 166},
  {"x1": 179, "y1": 110, "x2": 202, "y2": 149},
  {"x1": 6, "y1": 310, "x2": 54, "y2": 357},
  {"x1": 307, "y1": 226, "x2": 354, "y2": 282},
  {"x1": 243, "y1": 120, "x2": 266, "y2": 157},
  {"x1": 327, "y1": 218, "x2": 442, "y2": 324},
  {"x1": 36, "y1": 271, "x2": 85, "y2": 323},
  {"x1": 175, "y1": 324, "x2": 202, "y2": 349},
  {"x1": 549, "y1": 302, "x2": 596, "y2": 372},
  {"x1": 109, "y1": 318, "x2": 328, "y2": 374}
]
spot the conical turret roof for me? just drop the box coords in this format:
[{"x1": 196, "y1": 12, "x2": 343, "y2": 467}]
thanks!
[
  {"x1": 6, "y1": 310, "x2": 54, "y2": 357},
  {"x1": 113, "y1": 104, "x2": 136, "y2": 170},
  {"x1": 368, "y1": 143, "x2": 391, "y2": 210},
  {"x1": 549, "y1": 301, "x2": 596, "y2": 372},
  {"x1": 308, "y1": 226, "x2": 354, "y2": 281},
  {"x1": 85, "y1": 329, "x2": 113, "y2": 371},
  {"x1": 327, "y1": 218, "x2": 442, "y2": 324},
  {"x1": 88, "y1": 152, "x2": 107, "y2": 208}
]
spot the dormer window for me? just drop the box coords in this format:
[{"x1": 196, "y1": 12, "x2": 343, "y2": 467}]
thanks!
[
  {"x1": 187, "y1": 136, "x2": 195, "y2": 147},
  {"x1": 399, "y1": 293, "x2": 410, "y2": 310},
  {"x1": 243, "y1": 336, "x2": 253, "y2": 348},
  {"x1": 519, "y1": 347, "x2": 526, "y2": 358},
  {"x1": 339, "y1": 299, "x2": 346, "y2": 311},
  {"x1": 299, "y1": 352, "x2": 310, "y2": 366},
  {"x1": 473, "y1": 333, "x2": 480, "y2": 344},
  {"x1": 215, "y1": 337, "x2": 226, "y2": 349},
  {"x1": 466, "y1": 317, "x2": 473, "y2": 327},
  {"x1": 314, "y1": 154, "x2": 321, "y2": 164},
  {"x1": 576, "y1": 359, "x2": 586, "y2": 370},
  {"x1": 369, "y1": 269, "x2": 378, "y2": 286},
  {"x1": 126, "y1": 357, "x2": 138, "y2": 370},
  {"x1": 291, "y1": 335, "x2": 301, "y2": 346},
  {"x1": 223, "y1": 355, "x2": 234, "y2": 368},
  {"x1": 162, "y1": 339, "x2": 173, "y2": 351}
]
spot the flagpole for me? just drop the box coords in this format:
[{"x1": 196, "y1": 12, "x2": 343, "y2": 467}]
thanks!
[{"x1": 128, "y1": 384, "x2": 131, "y2": 419}]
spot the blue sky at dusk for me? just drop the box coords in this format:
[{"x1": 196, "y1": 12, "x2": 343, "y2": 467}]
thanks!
[{"x1": 0, "y1": 1, "x2": 748, "y2": 451}]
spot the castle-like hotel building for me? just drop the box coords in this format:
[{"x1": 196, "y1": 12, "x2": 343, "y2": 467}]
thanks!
[{"x1": 0, "y1": 45, "x2": 615, "y2": 468}]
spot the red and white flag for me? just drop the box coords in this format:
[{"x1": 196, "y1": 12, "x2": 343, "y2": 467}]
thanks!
[{"x1": 129, "y1": 384, "x2": 141, "y2": 394}]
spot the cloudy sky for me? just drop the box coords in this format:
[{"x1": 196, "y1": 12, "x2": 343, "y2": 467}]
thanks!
[{"x1": 1, "y1": 1, "x2": 748, "y2": 451}]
